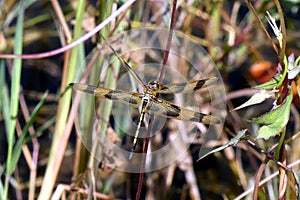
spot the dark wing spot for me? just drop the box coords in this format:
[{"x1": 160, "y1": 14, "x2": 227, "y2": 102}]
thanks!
[
  {"x1": 160, "y1": 86, "x2": 168, "y2": 90},
  {"x1": 82, "y1": 85, "x2": 97, "y2": 94},
  {"x1": 159, "y1": 86, "x2": 170, "y2": 93},
  {"x1": 194, "y1": 80, "x2": 206, "y2": 91},
  {"x1": 163, "y1": 104, "x2": 181, "y2": 117},
  {"x1": 189, "y1": 112, "x2": 204, "y2": 122},
  {"x1": 146, "y1": 104, "x2": 160, "y2": 112},
  {"x1": 104, "y1": 91, "x2": 121, "y2": 100},
  {"x1": 123, "y1": 97, "x2": 138, "y2": 105},
  {"x1": 163, "y1": 110, "x2": 180, "y2": 117},
  {"x1": 169, "y1": 104, "x2": 181, "y2": 111}
]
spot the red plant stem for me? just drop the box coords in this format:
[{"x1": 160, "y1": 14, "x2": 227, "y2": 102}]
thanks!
[
  {"x1": 158, "y1": 0, "x2": 177, "y2": 83},
  {"x1": 246, "y1": 139, "x2": 291, "y2": 171},
  {"x1": 136, "y1": 1, "x2": 178, "y2": 199},
  {"x1": 135, "y1": 126, "x2": 152, "y2": 200},
  {"x1": 253, "y1": 157, "x2": 269, "y2": 200}
]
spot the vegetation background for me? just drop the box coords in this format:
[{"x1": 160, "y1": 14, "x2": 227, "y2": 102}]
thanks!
[{"x1": 0, "y1": 0, "x2": 300, "y2": 199}]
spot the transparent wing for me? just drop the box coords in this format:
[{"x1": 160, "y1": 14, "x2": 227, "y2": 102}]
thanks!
[
  {"x1": 157, "y1": 77, "x2": 217, "y2": 94},
  {"x1": 70, "y1": 83, "x2": 220, "y2": 124},
  {"x1": 144, "y1": 96, "x2": 220, "y2": 124},
  {"x1": 70, "y1": 83, "x2": 143, "y2": 108}
]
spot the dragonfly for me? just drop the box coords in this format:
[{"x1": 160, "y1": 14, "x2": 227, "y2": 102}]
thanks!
[
  {"x1": 70, "y1": 33, "x2": 220, "y2": 159},
  {"x1": 70, "y1": 77, "x2": 220, "y2": 159}
]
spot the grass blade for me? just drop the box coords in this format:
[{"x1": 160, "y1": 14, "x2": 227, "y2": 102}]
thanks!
[
  {"x1": 8, "y1": 91, "x2": 48, "y2": 176},
  {"x1": 4, "y1": 5, "x2": 24, "y2": 199}
]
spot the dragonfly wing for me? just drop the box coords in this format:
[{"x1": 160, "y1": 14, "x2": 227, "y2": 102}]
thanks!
[
  {"x1": 70, "y1": 83, "x2": 142, "y2": 108},
  {"x1": 157, "y1": 77, "x2": 217, "y2": 94},
  {"x1": 145, "y1": 96, "x2": 220, "y2": 124}
]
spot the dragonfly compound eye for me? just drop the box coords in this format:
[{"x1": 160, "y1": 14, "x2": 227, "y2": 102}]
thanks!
[{"x1": 148, "y1": 80, "x2": 160, "y2": 90}]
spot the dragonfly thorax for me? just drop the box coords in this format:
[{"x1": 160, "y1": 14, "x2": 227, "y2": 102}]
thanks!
[{"x1": 142, "y1": 94, "x2": 151, "y2": 102}]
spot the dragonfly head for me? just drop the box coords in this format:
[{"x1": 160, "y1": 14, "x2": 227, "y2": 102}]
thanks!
[{"x1": 147, "y1": 80, "x2": 161, "y2": 92}]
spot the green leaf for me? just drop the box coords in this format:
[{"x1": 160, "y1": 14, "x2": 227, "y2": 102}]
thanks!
[
  {"x1": 254, "y1": 74, "x2": 282, "y2": 90},
  {"x1": 295, "y1": 55, "x2": 300, "y2": 67},
  {"x1": 198, "y1": 130, "x2": 247, "y2": 160},
  {"x1": 254, "y1": 89, "x2": 293, "y2": 139},
  {"x1": 233, "y1": 90, "x2": 272, "y2": 111},
  {"x1": 5, "y1": 7, "x2": 24, "y2": 198},
  {"x1": 252, "y1": 104, "x2": 284, "y2": 125},
  {"x1": 7, "y1": 91, "x2": 48, "y2": 176},
  {"x1": 0, "y1": 61, "x2": 10, "y2": 135},
  {"x1": 252, "y1": 90, "x2": 292, "y2": 125},
  {"x1": 257, "y1": 124, "x2": 283, "y2": 139}
]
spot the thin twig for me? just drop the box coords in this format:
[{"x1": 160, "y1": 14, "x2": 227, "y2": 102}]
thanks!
[
  {"x1": 274, "y1": 0, "x2": 286, "y2": 62},
  {"x1": 51, "y1": 0, "x2": 72, "y2": 42},
  {"x1": 246, "y1": 0, "x2": 278, "y2": 54},
  {"x1": 19, "y1": 90, "x2": 40, "y2": 200},
  {"x1": 253, "y1": 157, "x2": 269, "y2": 200},
  {"x1": 234, "y1": 159, "x2": 300, "y2": 200}
]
